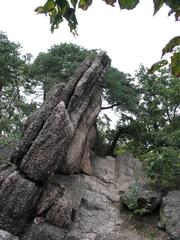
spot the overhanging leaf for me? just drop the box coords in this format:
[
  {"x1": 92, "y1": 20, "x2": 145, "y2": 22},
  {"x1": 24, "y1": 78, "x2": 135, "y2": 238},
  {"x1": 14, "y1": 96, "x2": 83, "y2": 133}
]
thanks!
[
  {"x1": 56, "y1": 0, "x2": 70, "y2": 12},
  {"x1": 103, "y1": 0, "x2": 117, "y2": 6},
  {"x1": 50, "y1": 14, "x2": 63, "y2": 32},
  {"x1": 162, "y1": 36, "x2": 180, "y2": 56},
  {"x1": 153, "y1": 0, "x2": 164, "y2": 15},
  {"x1": 171, "y1": 52, "x2": 180, "y2": 77},
  {"x1": 118, "y1": 0, "x2": 139, "y2": 10},
  {"x1": 148, "y1": 60, "x2": 168, "y2": 74},
  {"x1": 78, "y1": 0, "x2": 93, "y2": 10},
  {"x1": 70, "y1": 0, "x2": 78, "y2": 8},
  {"x1": 35, "y1": 6, "x2": 46, "y2": 14},
  {"x1": 43, "y1": 0, "x2": 56, "y2": 12}
]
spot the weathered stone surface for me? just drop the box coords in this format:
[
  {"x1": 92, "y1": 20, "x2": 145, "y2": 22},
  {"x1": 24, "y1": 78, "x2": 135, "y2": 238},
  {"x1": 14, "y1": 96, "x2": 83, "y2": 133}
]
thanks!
[
  {"x1": 91, "y1": 155, "x2": 116, "y2": 184},
  {"x1": 57, "y1": 52, "x2": 111, "y2": 174},
  {"x1": 160, "y1": 190, "x2": 180, "y2": 239},
  {"x1": 0, "y1": 230, "x2": 19, "y2": 240},
  {"x1": 36, "y1": 183, "x2": 73, "y2": 228},
  {"x1": 121, "y1": 183, "x2": 162, "y2": 214},
  {"x1": 94, "y1": 233, "x2": 128, "y2": 240},
  {"x1": 21, "y1": 218, "x2": 65, "y2": 240},
  {"x1": 19, "y1": 102, "x2": 73, "y2": 184},
  {"x1": 116, "y1": 153, "x2": 143, "y2": 192},
  {"x1": 0, "y1": 169, "x2": 40, "y2": 235},
  {"x1": 10, "y1": 83, "x2": 66, "y2": 166}
]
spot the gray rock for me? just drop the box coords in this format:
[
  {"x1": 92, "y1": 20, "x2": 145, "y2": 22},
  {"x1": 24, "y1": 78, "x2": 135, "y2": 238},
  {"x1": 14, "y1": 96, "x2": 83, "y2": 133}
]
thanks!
[
  {"x1": 160, "y1": 190, "x2": 180, "y2": 239},
  {"x1": 0, "y1": 230, "x2": 18, "y2": 240},
  {"x1": 0, "y1": 168, "x2": 40, "y2": 235},
  {"x1": 57, "y1": 52, "x2": 111, "y2": 174},
  {"x1": 121, "y1": 183, "x2": 162, "y2": 214},
  {"x1": 10, "y1": 83, "x2": 66, "y2": 166},
  {"x1": 95, "y1": 233, "x2": 128, "y2": 240},
  {"x1": 92, "y1": 155, "x2": 116, "y2": 184},
  {"x1": 19, "y1": 102, "x2": 73, "y2": 184},
  {"x1": 116, "y1": 153, "x2": 143, "y2": 192},
  {"x1": 37, "y1": 183, "x2": 73, "y2": 228},
  {"x1": 21, "y1": 218, "x2": 65, "y2": 240}
]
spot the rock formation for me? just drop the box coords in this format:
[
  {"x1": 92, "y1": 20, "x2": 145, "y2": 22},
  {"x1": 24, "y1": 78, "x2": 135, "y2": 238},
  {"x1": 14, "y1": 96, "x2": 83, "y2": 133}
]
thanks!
[
  {"x1": 0, "y1": 52, "x2": 178, "y2": 240},
  {"x1": 0, "y1": 52, "x2": 111, "y2": 238}
]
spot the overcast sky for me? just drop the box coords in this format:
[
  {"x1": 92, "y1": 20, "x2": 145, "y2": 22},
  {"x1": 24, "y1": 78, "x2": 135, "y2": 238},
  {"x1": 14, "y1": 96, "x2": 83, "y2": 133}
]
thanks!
[{"x1": 0, "y1": 0, "x2": 179, "y2": 75}]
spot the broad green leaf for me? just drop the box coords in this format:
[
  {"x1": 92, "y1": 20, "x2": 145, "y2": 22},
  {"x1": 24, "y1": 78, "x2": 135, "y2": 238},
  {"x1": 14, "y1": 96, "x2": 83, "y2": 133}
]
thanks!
[
  {"x1": 56, "y1": 0, "x2": 70, "y2": 12},
  {"x1": 70, "y1": 0, "x2": 78, "y2": 8},
  {"x1": 164, "y1": 0, "x2": 180, "y2": 11},
  {"x1": 50, "y1": 14, "x2": 63, "y2": 32},
  {"x1": 153, "y1": 0, "x2": 164, "y2": 15},
  {"x1": 148, "y1": 60, "x2": 168, "y2": 74},
  {"x1": 162, "y1": 36, "x2": 180, "y2": 56},
  {"x1": 103, "y1": 0, "x2": 117, "y2": 6},
  {"x1": 78, "y1": 0, "x2": 92, "y2": 10},
  {"x1": 34, "y1": 6, "x2": 46, "y2": 14},
  {"x1": 171, "y1": 52, "x2": 180, "y2": 77},
  {"x1": 43, "y1": 0, "x2": 56, "y2": 12},
  {"x1": 118, "y1": 0, "x2": 139, "y2": 10}
]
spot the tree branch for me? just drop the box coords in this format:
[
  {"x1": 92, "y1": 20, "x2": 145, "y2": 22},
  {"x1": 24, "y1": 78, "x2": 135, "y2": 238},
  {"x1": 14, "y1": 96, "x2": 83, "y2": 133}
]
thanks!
[{"x1": 101, "y1": 103, "x2": 119, "y2": 110}]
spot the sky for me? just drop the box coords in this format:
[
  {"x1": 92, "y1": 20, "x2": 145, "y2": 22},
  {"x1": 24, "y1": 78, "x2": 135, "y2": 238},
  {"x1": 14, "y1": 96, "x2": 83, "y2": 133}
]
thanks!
[{"x1": 0, "y1": 0, "x2": 179, "y2": 75}]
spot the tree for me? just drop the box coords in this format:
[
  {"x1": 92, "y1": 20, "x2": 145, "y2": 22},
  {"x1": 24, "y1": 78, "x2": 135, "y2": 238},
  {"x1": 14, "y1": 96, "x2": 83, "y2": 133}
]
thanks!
[
  {"x1": 106, "y1": 65, "x2": 180, "y2": 184},
  {"x1": 0, "y1": 32, "x2": 37, "y2": 157}
]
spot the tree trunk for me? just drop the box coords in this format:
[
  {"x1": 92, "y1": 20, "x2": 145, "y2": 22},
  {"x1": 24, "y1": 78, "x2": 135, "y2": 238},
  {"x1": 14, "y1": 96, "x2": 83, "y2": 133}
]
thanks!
[{"x1": 106, "y1": 126, "x2": 130, "y2": 156}]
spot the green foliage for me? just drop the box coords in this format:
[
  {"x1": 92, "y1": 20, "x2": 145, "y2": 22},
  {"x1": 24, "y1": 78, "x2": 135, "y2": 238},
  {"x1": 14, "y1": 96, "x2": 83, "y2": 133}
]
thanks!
[
  {"x1": 0, "y1": 32, "x2": 38, "y2": 156},
  {"x1": 118, "y1": 0, "x2": 139, "y2": 10},
  {"x1": 171, "y1": 51, "x2": 180, "y2": 77},
  {"x1": 144, "y1": 147, "x2": 180, "y2": 185},
  {"x1": 121, "y1": 186, "x2": 147, "y2": 216},
  {"x1": 104, "y1": 67, "x2": 138, "y2": 113},
  {"x1": 148, "y1": 60, "x2": 168, "y2": 74},
  {"x1": 35, "y1": 0, "x2": 180, "y2": 33}
]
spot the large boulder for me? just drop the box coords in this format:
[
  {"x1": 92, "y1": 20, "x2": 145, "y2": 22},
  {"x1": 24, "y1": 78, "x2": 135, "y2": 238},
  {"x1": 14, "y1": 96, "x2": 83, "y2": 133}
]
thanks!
[
  {"x1": 0, "y1": 168, "x2": 40, "y2": 234},
  {"x1": 160, "y1": 190, "x2": 180, "y2": 240}
]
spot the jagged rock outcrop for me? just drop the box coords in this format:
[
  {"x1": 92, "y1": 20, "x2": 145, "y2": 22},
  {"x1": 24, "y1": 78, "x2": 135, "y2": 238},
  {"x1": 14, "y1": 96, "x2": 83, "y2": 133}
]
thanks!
[
  {"x1": 0, "y1": 52, "x2": 111, "y2": 237},
  {"x1": 160, "y1": 191, "x2": 180, "y2": 240}
]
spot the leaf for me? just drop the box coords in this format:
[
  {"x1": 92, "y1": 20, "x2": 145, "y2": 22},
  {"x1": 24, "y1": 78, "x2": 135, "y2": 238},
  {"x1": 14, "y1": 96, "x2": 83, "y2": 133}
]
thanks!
[
  {"x1": 164, "y1": 0, "x2": 180, "y2": 11},
  {"x1": 56, "y1": 0, "x2": 70, "y2": 11},
  {"x1": 148, "y1": 60, "x2": 168, "y2": 74},
  {"x1": 43, "y1": 0, "x2": 56, "y2": 12},
  {"x1": 35, "y1": 6, "x2": 46, "y2": 14},
  {"x1": 50, "y1": 13, "x2": 63, "y2": 32},
  {"x1": 78, "y1": 0, "x2": 93, "y2": 10},
  {"x1": 153, "y1": 0, "x2": 164, "y2": 15},
  {"x1": 70, "y1": 0, "x2": 78, "y2": 8},
  {"x1": 118, "y1": 0, "x2": 139, "y2": 10},
  {"x1": 103, "y1": 0, "x2": 117, "y2": 6},
  {"x1": 171, "y1": 52, "x2": 180, "y2": 77},
  {"x1": 175, "y1": 9, "x2": 180, "y2": 21},
  {"x1": 162, "y1": 36, "x2": 180, "y2": 56}
]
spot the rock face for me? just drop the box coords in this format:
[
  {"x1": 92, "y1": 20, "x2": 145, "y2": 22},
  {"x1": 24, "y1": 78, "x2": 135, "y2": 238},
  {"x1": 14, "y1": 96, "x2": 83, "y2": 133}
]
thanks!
[
  {"x1": 0, "y1": 52, "x2": 111, "y2": 237},
  {"x1": 160, "y1": 191, "x2": 180, "y2": 240}
]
